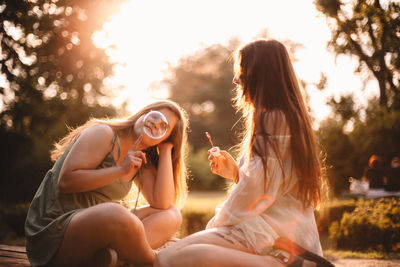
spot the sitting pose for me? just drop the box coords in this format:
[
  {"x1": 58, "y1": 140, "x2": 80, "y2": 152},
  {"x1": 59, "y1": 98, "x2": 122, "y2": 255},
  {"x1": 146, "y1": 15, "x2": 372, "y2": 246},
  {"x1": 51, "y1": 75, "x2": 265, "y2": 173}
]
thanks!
[
  {"x1": 25, "y1": 100, "x2": 189, "y2": 266},
  {"x1": 364, "y1": 155, "x2": 385, "y2": 189},
  {"x1": 155, "y1": 39, "x2": 326, "y2": 267},
  {"x1": 384, "y1": 155, "x2": 400, "y2": 192}
]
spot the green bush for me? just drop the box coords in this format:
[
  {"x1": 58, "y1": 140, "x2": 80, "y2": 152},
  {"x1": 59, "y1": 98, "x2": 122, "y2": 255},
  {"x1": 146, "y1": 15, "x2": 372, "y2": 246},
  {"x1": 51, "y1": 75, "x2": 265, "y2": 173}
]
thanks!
[
  {"x1": 316, "y1": 198, "x2": 357, "y2": 233},
  {"x1": 187, "y1": 147, "x2": 227, "y2": 191},
  {"x1": 328, "y1": 197, "x2": 400, "y2": 252}
]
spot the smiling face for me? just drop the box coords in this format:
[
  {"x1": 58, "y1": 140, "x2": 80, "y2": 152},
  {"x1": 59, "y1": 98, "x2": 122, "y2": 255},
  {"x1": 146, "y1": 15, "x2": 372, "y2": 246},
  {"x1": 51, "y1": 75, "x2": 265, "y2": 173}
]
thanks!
[{"x1": 134, "y1": 108, "x2": 179, "y2": 149}]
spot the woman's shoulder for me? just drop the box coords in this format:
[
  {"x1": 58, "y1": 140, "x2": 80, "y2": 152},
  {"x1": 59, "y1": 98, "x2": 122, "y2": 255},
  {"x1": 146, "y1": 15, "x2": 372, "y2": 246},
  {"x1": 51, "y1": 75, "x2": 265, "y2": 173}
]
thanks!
[
  {"x1": 259, "y1": 110, "x2": 290, "y2": 136},
  {"x1": 78, "y1": 124, "x2": 115, "y2": 145},
  {"x1": 83, "y1": 123, "x2": 113, "y2": 135}
]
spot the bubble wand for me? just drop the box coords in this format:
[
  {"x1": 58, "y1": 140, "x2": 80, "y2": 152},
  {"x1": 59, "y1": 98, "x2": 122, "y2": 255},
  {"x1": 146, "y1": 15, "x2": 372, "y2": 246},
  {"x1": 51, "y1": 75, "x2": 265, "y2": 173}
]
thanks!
[
  {"x1": 205, "y1": 132, "x2": 220, "y2": 156},
  {"x1": 205, "y1": 132, "x2": 214, "y2": 147}
]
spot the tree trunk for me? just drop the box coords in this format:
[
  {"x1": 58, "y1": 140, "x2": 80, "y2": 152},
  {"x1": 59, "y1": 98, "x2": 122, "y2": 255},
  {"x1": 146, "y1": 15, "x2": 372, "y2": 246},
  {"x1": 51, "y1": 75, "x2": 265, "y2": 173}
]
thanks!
[{"x1": 376, "y1": 72, "x2": 388, "y2": 107}]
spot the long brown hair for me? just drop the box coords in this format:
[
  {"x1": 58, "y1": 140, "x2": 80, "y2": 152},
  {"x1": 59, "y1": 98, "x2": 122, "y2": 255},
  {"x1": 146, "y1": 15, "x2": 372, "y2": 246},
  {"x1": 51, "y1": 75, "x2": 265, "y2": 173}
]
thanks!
[
  {"x1": 233, "y1": 39, "x2": 322, "y2": 208},
  {"x1": 50, "y1": 100, "x2": 189, "y2": 206}
]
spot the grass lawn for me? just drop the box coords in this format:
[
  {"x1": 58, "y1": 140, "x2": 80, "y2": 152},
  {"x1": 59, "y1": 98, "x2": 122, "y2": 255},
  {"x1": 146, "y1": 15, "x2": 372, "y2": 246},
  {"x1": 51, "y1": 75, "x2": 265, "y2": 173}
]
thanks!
[
  {"x1": 180, "y1": 191, "x2": 400, "y2": 260},
  {"x1": 323, "y1": 249, "x2": 400, "y2": 260},
  {"x1": 183, "y1": 190, "x2": 228, "y2": 213}
]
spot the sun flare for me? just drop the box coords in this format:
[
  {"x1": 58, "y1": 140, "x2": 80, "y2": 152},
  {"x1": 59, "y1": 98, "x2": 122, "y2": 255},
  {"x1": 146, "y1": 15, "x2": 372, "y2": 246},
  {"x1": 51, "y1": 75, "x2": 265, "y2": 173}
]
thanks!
[{"x1": 93, "y1": 0, "x2": 377, "y2": 122}]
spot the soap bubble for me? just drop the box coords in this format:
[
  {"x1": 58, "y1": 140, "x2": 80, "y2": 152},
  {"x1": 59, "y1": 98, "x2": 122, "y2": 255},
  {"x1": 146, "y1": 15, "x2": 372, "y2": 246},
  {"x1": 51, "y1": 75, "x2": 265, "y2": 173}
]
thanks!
[{"x1": 142, "y1": 110, "x2": 169, "y2": 139}]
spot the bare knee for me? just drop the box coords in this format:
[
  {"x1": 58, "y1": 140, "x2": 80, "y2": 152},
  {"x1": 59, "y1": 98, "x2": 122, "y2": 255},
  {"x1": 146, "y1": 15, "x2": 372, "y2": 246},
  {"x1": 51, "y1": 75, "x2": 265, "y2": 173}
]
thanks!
[
  {"x1": 155, "y1": 244, "x2": 209, "y2": 267},
  {"x1": 157, "y1": 205, "x2": 182, "y2": 239},
  {"x1": 150, "y1": 205, "x2": 182, "y2": 232},
  {"x1": 97, "y1": 203, "x2": 144, "y2": 239},
  {"x1": 165, "y1": 205, "x2": 182, "y2": 232}
]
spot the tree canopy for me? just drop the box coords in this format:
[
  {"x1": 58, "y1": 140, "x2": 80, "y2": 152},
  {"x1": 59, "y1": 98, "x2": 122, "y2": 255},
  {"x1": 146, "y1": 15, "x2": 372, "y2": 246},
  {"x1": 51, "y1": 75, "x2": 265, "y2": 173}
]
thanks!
[
  {"x1": 315, "y1": 0, "x2": 400, "y2": 109},
  {"x1": 1, "y1": 0, "x2": 125, "y2": 134},
  {"x1": 0, "y1": 0, "x2": 124, "y2": 202},
  {"x1": 164, "y1": 40, "x2": 242, "y2": 152},
  {"x1": 315, "y1": 0, "x2": 400, "y2": 194},
  {"x1": 318, "y1": 101, "x2": 400, "y2": 194}
]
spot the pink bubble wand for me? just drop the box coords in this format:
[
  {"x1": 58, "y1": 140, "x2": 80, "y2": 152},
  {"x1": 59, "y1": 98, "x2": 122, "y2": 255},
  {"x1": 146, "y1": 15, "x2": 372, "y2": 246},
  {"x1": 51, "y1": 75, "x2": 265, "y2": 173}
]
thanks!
[
  {"x1": 205, "y1": 132, "x2": 220, "y2": 156},
  {"x1": 205, "y1": 132, "x2": 214, "y2": 147}
]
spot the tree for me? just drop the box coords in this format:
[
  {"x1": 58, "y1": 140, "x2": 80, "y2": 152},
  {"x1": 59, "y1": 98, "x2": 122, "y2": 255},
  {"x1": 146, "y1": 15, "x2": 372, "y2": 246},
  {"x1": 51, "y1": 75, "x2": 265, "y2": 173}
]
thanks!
[
  {"x1": 164, "y1": 40, "x2": 243, "y2": 152},
  {"x1": 315, "y1": 0, "x2": 400, "y2": 109},
  {"x1": 318, "y1": 118, "x2": 355, "y2": 195},
  {"x1": 327, "y1": 94, "x2": 358, "y2": 122},
  {"x1": 314, "y1": 0, "x2": 400, "y2": 194},
  {"x1": 318, "y1": 98, "x2": 400, "y2": 194},
  {"x1": 0, "y1": 0, "x2": 125, "y2": 202},
  {"x1": 1, "y1": 0, "x2": 125, "y2": 134},
  {"x1": 162, "y1": 41, "x2": 241, "y2": 191}
]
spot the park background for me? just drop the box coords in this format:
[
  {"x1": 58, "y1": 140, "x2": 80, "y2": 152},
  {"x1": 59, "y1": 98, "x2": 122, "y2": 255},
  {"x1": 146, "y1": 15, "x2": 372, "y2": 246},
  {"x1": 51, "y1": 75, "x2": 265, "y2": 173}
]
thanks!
[{"x1": 1, "y1": 0, "x2": 400, "y2": 263}]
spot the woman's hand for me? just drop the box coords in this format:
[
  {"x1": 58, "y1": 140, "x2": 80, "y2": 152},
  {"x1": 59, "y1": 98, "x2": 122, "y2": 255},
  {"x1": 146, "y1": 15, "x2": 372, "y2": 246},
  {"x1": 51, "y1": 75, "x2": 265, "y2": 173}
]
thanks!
[
  {"x1": 208, "y1": 150, "x2": 239, "y2": 182},
  {"x1": 119, "y1": 135, "x2": 147, "y2": 183}
]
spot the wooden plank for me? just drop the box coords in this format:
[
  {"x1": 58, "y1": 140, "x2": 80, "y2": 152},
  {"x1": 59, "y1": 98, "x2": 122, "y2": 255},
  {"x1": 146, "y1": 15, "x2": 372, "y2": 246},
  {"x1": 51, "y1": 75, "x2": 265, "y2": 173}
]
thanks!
[
  {"x1": 0, "y1": 245, "x2": 26, "y2": 253},
  {"x1": 0, "y1": 250, "x2": 28, "y2": 259},
  {"x1": 0, "y1": 244, "x2": 30, "y2": 266},
  {"x1": 0, "y1": 257, "x2": 30, "y2": 266}
]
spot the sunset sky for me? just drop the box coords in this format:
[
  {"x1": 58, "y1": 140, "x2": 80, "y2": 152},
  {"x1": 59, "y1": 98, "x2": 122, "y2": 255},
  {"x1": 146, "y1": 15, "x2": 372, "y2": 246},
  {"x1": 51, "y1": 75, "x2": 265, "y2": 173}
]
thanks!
[{"x1": 93, "y1": 0, "x2": 378, "y2": 125}]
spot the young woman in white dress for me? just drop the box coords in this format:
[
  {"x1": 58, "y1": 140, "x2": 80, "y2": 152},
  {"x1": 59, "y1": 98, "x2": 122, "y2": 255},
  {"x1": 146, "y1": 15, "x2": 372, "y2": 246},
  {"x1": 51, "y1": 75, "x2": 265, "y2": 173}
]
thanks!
[{"x1": 155, "y1": 39, "x2": 325, "y2": 267}]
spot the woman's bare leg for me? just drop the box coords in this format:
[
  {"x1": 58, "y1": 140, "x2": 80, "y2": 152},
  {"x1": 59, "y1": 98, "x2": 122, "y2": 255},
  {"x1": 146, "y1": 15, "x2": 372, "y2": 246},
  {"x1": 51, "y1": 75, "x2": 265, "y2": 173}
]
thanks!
[
  {"x1": 155, "y1": 228, "x2": 253, "y2": 253},
  {"x1": 154, "y1": 228, "x2": 283, "y2": 267},
  {"x1": 52, "y1": 202, "x2": 155, "y2": 266},
  {"x1": 134, "y1": 205, "x2": 182, "y2": 249},
  {"x1": 156, "y1": 243, "x2": 283, "y2": 267}
]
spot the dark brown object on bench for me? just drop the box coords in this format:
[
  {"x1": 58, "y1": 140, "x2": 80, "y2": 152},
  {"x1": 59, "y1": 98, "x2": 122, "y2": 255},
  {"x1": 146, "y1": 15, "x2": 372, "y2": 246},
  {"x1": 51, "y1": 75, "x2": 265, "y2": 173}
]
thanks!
[{"x1": 273, "y1": 237, "x2": 335, "y2": 267}]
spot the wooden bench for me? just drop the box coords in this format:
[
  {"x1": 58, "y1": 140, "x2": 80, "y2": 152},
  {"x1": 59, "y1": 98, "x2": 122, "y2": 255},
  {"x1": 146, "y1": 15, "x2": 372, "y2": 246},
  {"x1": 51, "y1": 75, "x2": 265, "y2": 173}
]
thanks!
[
  {"x1": 0, "y1": 245, "x2": 30, "y2": 266},
  {"x1": 0, "y1": 245, "x2": 121, "y2": 267}
]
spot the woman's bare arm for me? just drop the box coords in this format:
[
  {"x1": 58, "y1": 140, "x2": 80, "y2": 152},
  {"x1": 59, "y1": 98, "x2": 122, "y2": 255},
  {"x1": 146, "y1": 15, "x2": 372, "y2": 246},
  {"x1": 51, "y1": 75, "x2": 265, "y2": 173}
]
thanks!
[
  {"x1": 58, "y1": 124, "x2": 144, "y2": 193},
  {"x1": 137, "y1": 143, "x2": 175, "y2": 209}
]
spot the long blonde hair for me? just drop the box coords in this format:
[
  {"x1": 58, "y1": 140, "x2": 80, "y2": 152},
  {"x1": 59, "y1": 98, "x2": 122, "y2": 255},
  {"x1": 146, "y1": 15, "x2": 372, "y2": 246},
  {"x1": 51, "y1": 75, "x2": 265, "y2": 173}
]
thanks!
[
  {"x1": 233, "y1": 39, "x2": 322, "y2": 208},
  {"x1": 51, "y1": 100, "x2": 189, "y2": 206}
]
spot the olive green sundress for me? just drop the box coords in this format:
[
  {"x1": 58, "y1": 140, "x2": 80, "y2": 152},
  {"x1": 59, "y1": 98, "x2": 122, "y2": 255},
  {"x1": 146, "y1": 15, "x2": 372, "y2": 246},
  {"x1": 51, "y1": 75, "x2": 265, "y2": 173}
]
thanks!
[{"x1": 25, "y1": 133, "x2": 134, "y2": 266}]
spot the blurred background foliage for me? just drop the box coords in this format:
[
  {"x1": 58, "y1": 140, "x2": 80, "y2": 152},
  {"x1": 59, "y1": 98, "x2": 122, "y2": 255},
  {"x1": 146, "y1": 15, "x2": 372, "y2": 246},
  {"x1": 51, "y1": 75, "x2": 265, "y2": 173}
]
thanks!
[
  {"x1": 0, "y1": 0, "x2": 400, "y2": 253},
  {"x1": 164, "y1": 40, "x2": 242, "y2": 152},
  {"x1": 315, "y1": 0, "x2": 400, "y2": 195},
  {"x1": 164, "y1": 37, "x2": 305, "y2": 190},
  {"x1": 0, "y1": 0, "x2": 125, "y2": 202},
  {"x1": 1, "y1": 0, "x2": 399, "y2": 201}
]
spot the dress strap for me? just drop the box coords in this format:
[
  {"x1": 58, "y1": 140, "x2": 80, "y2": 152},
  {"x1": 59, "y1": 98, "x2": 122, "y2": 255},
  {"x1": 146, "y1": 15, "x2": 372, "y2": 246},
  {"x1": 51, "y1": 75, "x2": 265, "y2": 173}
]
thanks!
[
  {"x1": 132, "y1": 167, "x2": 143, "y2": 215},
  {"x1": 111, "y1": 133, "x2": 121, "y2": 162}
]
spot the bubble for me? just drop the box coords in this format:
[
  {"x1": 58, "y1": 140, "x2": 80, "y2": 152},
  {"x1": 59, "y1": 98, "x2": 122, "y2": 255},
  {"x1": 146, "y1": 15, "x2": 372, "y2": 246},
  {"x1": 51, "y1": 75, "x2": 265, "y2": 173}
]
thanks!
[{"x1": 143, "y1": 110, "x2": 169, "y2": 139}]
